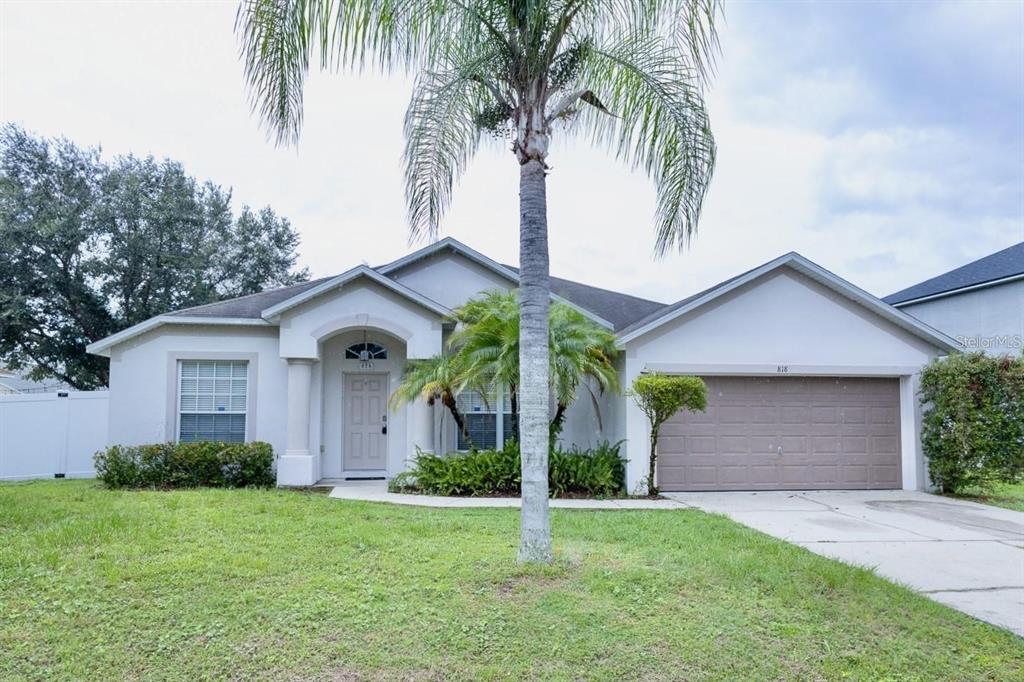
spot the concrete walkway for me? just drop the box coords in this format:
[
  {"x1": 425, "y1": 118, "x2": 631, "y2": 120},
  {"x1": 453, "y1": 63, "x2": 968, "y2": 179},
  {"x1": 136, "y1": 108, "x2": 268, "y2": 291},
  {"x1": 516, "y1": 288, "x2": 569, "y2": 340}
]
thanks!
[
  {"x1": 326, "y1": 480, "x2": 686, "y2": 509},
  {"x1": 664, "y1": 489, "x2": 1024, "y2": 636}
]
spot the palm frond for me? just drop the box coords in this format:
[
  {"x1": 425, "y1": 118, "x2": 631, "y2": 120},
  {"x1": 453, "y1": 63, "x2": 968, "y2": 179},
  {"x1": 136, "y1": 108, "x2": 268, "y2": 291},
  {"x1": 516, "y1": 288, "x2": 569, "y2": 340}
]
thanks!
[
  {"x1": 236, "y1": 0, "x2": 316, "y2": 146},
  {"x1": 403, "y1": 50, "x2": 499, "y2": 241},
  {"x1": 572, "y1": 33, "x2": 716, "y2": 255},
  {"x1": 236, "y1": 0, "x2": 504, "y2": 146}
]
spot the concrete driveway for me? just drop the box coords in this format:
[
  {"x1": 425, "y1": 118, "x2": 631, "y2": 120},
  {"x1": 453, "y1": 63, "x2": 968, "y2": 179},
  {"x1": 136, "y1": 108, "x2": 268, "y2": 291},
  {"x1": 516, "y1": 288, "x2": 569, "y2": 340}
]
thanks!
[{"x1": 664, "y1": 490, "x2": 1024, "y2": 636}]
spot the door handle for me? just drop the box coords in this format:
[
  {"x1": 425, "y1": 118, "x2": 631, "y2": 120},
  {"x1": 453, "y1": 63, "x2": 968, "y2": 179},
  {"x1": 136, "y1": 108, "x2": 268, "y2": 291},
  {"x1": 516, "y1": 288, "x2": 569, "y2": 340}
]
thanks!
[{"x1": 381, "y1": 425, "x2": 387, "y2": 435}]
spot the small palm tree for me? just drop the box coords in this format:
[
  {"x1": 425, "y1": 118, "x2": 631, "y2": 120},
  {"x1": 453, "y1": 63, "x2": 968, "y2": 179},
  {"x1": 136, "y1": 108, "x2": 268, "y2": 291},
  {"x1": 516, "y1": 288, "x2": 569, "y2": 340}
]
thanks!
[
  {"x1": 452, "y1": 291, "x2": 618, "y2": 446},
  {"x1": 451, "y1": 290, "x2": 522, "y2": 438},
  {"x1": 390, "y1": 355, "x2": 474, "y2": 448},
  {"x1": 237, "y1": 0, "x2": 720, "y2": 562},
  {"x1": 548, "y1": 304, "x2": 618, "y2": 446}
]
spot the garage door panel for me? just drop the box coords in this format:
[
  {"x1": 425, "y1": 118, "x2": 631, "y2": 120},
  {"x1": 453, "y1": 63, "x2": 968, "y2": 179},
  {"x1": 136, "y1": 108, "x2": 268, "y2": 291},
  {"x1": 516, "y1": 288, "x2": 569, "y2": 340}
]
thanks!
[
  {"x1": 718, "y1": 435, "x2": 750, "y2": 452},
  {"x1": 872, "y1": 466, "x2": 900, "y2": 486},
  {"x1": 751, "y1": 406, "x2": 779, "y2": 423},
  {"x1": 781, "y1": 435, "x2": 807, "y2": 454},
  {"x1": 781, "y1": 406, "x2": 809, "y2": 423},
  {"x1": 812, "y1": 436, "x2": 839, "y2": 453},
  {"x1": 841, "y1": 407, "x2": 866, "y2": 423},
  {"x1": 872, "y1": 435, "x2": 900, "y2": 454},
  {"x1": 657, "y1": 376, "x2": 901, "y2": 491},
  {"x1": 843, "y1": 465, "x2": 869, "y2": 485},
  {"x1": 659, "y1": 421, "x2": 689, "y2": 436},
  {"x1": 841, "y1": 436, "x2": 868, "y2": 454},
  {"x1": 812, "y1": 406, "x2": 838, "y2": 423},
  {"x1": 658, "y1": 435, "x2": 686, "y2": 453},
  {"x1": 750, "y1": 466, "x2": 780, "y2": 484},
  {"x1": 687, "y1": 436, "x2": 716, "y2": 453},
  {"x1": 871, "y1": 406, "x2": 898, "y2": 424}
]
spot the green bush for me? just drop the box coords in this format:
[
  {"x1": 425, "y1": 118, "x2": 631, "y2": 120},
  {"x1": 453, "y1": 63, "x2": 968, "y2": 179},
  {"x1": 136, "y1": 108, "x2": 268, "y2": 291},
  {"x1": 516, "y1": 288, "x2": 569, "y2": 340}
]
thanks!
[
  {"x1": 630, "y1": 373, "x2": 707, "y2": 494},
  {"x1": 920, "y1": 352, "x2": 1024, "y2": 493},
  {"x1": 390, "y1": 440, "x2": 626, "y2": 497},
  {"x1": 95, "y1": 441, "x2": 276, "y2": 489}
]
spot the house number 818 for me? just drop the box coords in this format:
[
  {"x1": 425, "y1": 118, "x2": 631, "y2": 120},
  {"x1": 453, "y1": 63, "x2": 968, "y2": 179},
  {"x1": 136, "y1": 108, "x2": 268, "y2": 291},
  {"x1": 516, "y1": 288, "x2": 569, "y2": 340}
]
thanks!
[{"x1": 777, "y1": 365, "x2": 789, "y2": 373}]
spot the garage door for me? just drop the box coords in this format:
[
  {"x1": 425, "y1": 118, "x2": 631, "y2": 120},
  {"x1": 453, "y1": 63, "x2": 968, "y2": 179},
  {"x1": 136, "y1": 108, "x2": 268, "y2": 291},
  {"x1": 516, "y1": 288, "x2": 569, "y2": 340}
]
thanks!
[{"x1": 657, "y1": 376, "x2": 901, "y2": 491}]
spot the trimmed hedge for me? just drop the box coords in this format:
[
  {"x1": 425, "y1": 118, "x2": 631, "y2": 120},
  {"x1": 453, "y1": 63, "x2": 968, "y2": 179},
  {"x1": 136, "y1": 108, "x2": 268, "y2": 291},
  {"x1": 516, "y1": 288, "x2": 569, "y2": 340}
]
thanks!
[
  {"x1": 920, "y1": 352, "x2": 1024, "y2": 493},
  {"x1": 95, "y1": 441, "x2": 275, "y2": 489},
  {"x1": 389, "y1": 440, "x2": 626, "y2": 497}
]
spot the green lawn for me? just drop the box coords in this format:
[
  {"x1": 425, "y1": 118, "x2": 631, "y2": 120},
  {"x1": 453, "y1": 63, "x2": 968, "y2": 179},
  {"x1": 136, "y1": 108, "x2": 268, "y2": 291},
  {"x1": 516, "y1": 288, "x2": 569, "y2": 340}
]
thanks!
[
  {"x1": 0, "y1": 482, "x2": 1020, "y2": 681},
  {"x1": 947, "y1": 481, "x2": 1024, "y2": 512}
]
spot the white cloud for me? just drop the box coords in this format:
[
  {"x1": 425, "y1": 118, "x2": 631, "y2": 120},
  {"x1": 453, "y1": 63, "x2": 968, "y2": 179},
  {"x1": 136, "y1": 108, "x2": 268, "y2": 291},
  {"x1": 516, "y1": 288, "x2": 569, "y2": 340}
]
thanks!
[{"x1": 1, "y1": 0, "x2": 1020, "y2": 305}]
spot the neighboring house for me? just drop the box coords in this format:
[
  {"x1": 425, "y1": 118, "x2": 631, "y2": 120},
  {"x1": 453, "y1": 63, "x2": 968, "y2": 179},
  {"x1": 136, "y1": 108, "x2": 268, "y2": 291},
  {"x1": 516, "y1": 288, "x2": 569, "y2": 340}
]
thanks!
[
  {"x1": 884, "y1": 242, "x2": 1024, "y2": 356},
  {"x1": 0, "y1": 367, "x2": 72, "y2": 395},
  {"x1": 87, "y1": 238, "x2": 957, "y2": 493}
]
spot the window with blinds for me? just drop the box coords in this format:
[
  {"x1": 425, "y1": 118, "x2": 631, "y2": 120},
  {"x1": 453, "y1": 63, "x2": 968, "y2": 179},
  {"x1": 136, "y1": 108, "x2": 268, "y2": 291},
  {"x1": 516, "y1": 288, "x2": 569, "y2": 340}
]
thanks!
[
  {"x1": 178, "y1": 360, "x2": 248, "y2": 443},
  {"x1": 456, "y1": 387, "x2": 513, "y2": 450}
]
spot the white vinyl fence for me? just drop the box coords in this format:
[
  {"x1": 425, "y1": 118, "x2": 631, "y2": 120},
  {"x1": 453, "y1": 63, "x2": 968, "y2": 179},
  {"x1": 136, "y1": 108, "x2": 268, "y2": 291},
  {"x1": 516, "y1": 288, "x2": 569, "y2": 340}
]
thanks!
[{"x1": 0, "y1": 391, "x2": 109, "y2": 480}]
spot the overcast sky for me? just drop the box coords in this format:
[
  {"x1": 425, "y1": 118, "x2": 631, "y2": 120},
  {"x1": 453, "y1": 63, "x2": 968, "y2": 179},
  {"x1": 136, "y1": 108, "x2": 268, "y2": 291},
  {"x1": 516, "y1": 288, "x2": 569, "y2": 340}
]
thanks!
[{"x1": 2, "y1": 0, "x2": 1022, "y2": 303}]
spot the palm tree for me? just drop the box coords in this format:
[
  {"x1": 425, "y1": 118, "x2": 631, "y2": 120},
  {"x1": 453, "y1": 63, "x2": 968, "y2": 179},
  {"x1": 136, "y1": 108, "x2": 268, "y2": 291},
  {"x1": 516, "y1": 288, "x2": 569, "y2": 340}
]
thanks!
[
  {"x1": 237, "y1": 0, "x2": 721, "y2": 562},
  {"x1": 548, "y1": 303, "x2": 618, "y2": 446},
  {"x1": 389, "y1": 355, "x2": 474, "y2": 448},
  {"x1": 451, "y1": 290, "x2": 619, "y2": 446},
  {"x1": 451, "y1": 290, "x2": 522, "y2": 440}
]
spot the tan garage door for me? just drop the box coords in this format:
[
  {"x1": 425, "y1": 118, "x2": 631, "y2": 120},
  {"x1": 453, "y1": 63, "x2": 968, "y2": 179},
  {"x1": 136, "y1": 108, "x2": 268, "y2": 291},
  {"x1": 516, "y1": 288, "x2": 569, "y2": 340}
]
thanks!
[{"x1": 658, "y1": 376, "x2": 901, "y2": 491}]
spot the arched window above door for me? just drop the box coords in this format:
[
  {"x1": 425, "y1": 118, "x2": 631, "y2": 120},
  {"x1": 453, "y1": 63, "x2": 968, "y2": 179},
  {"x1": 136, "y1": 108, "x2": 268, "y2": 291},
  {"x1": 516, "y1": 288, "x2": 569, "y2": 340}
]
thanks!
[{"x1": 345, "y1": 342, "x2": 388, "y2": 360}]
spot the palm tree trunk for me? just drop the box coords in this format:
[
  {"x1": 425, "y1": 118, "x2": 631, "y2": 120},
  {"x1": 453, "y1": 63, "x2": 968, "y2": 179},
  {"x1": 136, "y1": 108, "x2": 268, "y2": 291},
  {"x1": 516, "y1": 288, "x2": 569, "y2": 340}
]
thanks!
[
  {"x1": 549, "y1": 403, "x2": 567, "y2": 449},
  {"x1": 508, "y1": 383, "x2": 519, "y2": 444},
  {"x1": 517, "y1": 157, "x2": 553, "y2": 563},
  {"x1": 441, "y1": 392, "x2": 473, "y2": 450}
]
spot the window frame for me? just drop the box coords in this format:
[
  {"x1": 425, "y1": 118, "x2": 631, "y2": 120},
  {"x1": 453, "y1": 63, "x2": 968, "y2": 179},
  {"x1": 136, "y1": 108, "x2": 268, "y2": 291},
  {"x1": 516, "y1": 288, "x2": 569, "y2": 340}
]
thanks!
[
  {"x1": 165, "y1": 352, "x2": 259, "y2": 443},
  {"x1": 176, "y1": 360, "x2": 248, "y2": 443},
  {"x1": 344, "y1": 342, "x2": 389, "y2": 360},
  {"x1": 456, "y1": 384, "x2": 514, "y2": 451}
]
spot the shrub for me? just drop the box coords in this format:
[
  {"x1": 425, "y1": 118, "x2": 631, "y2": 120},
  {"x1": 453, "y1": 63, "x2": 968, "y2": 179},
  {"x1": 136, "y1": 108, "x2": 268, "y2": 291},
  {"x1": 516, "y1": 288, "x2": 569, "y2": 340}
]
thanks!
[
  {"x1": 548, "y1": 441, "x2": 626, "y2": 497},
  {"x1": 95, "y1": 441, "x2": 276, "y2": 489},
  {"x1": 630, "y1": 373, "x2": 707, "y2": 494},
  {"x1": 920, "y1": 353, "x2": 1024, "y2": 493},
  {"x1": 390, "y1": 440, "x2": 626, "y2": 497}
]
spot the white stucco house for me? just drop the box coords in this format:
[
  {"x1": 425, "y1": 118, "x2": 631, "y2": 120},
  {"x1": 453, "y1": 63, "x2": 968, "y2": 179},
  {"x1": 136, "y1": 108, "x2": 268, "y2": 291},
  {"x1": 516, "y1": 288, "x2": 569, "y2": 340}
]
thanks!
[
  {"x1": 884, "y1": 241, "x2": 1023, "y2": 356},
  {"x1": 87, "y1": 237, "x2": 958, "y2": 493}
]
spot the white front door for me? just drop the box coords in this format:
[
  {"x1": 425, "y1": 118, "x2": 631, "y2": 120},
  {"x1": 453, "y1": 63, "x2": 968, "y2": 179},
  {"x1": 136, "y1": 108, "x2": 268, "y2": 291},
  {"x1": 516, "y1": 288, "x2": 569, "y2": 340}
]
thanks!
[{"x1": 343, "y1": 373, "x2": 388, "y2": 471}]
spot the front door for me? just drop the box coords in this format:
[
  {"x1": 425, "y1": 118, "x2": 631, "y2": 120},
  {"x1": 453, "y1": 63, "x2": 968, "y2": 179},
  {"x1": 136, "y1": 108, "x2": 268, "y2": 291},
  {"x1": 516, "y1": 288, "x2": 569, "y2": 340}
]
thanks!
[{"x1": 343, "y1": 373, "x2": 388, "y2": 471}]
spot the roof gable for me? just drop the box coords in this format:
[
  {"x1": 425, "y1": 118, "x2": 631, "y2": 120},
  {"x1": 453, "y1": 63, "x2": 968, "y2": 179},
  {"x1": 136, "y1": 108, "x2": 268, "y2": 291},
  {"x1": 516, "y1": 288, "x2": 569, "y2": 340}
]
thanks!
[
  {"x1": 616, "y1": 252, "x2": 959, "y2": 352},
  {"x1": 260, "y1": 265, "x2": 452, "y2": 320},
  {"x1": 166, "y1": 277, "x2": 333, "y2": 319},
  {"x1": 884, "y1": 241, "x2": 1024, "y2": 306},
  {"x1": 378, "y1": 237, "x2": 617, "y2": 328}
]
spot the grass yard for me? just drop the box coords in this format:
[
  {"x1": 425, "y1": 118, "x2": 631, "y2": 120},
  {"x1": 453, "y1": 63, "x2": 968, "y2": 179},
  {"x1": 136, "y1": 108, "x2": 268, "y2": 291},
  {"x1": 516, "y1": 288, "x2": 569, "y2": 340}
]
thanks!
[
  {"x1": 946, "y1": 481, "x2": 1024, "y2": 512},
  {"x1": 1, "y1": 482, "x2": 1020, "y2": 681}
]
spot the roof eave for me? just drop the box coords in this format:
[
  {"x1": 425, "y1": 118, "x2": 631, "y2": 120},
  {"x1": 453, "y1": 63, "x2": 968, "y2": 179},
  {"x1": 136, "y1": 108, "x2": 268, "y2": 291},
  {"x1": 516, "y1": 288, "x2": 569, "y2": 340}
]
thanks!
[
  {"x1": 86, "y1": 316, "x2": 272, "y2": 357},
  {"x1": 889, "y1": 272, "x2": 1024, "y2": 308}
]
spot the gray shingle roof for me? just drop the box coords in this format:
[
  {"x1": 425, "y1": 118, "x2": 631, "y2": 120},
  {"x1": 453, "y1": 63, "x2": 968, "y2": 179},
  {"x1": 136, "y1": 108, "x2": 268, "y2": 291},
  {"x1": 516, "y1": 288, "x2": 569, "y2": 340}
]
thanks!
[
  {"x1": 166, "y1": 277, "x2": 334, "y2": 319},
  {"x1": 884, "y1": 242, "x2": 1024, "y2": 305},
  {"x1": 502, "y1": 265, "x2": 667, "y2": 331},
  {"x1": 162, "y1": 257, "x2": 667, "y2": 332},
  {"x1": 613, "y1": 265, "x2": 760, "y2": 338}
]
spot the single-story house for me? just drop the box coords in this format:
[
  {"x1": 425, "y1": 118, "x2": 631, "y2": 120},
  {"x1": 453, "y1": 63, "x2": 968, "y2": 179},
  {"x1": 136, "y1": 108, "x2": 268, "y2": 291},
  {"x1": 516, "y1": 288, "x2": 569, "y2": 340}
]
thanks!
[
  {"x1": 87, "y1": 238, "x2": 958, "y2": 493},
  {"x1": 884, "y1": 241, "x2": 1023, "y2": 356},
  {"x1": 0, "y1": 367, "x2": 72, "y2": 395}
]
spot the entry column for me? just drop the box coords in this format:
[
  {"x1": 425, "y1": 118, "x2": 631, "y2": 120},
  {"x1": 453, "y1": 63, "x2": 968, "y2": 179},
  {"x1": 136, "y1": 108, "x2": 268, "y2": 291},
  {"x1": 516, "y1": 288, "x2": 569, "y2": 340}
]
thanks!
[
  {"x1": 278, "y1": 358, "x2": 317, "y2": 486},
  {"x1": 411, "y1": 399, "x2": 434, "y2": 456}
]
